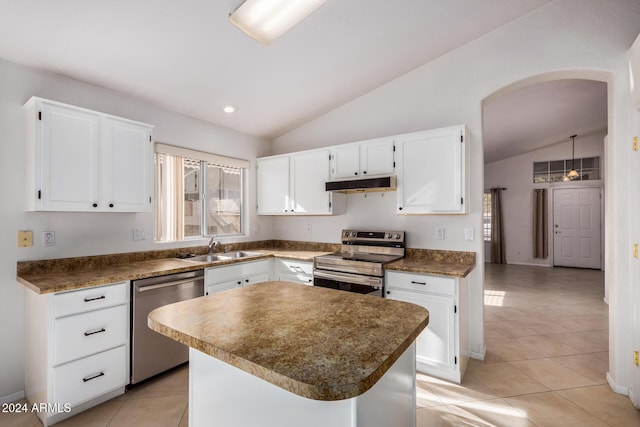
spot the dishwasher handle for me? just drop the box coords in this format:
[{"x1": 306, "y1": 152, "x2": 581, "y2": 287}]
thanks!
[{"x1": 135, "y1": 277, "x2": 204, "y2": 293}]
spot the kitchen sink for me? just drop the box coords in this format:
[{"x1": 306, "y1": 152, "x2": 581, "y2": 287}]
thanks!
[
  {"x1": 181, "y1": 254, "x2": 232, "y2": 263},
  {"x1": 180, "y1": 251, "x2": 263, "y2": 263},
  {"x1": 225, "y1": 251, "x2": 263, "y2": 258}
]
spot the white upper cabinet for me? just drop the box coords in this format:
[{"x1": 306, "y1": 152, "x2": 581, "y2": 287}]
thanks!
[
  {"x1": 330, "y1": 144, "x2": 360, "y2": 180},
  {"x1": 395, "y1": 125, "x2": 469, "y2": 214},
  {"x1": 24, "y1": 97, "x2": 153, "y2": 212},
  {"x1": 360, "y1": 137, "x2": 395, "y2": 177},
  {"x1": 257, "y1": 149, "x2": 334, "y2": 215},
  {"x1": 256, "y1": 155, "x2": 290, "y2": 214},
  {"x1": 329, "y1": 137, "x2": 394, "y2": 180},
  {"x1": 101, "y1": 116, "x2": 154, "y2": 212},
  {"x1": 290, "y1": 150, "x2": 332, "y2": 214}
]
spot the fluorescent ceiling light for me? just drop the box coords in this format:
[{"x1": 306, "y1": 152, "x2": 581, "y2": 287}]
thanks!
[{"x1": 229, "y1": 0, "x2": 327, "y2": 45}]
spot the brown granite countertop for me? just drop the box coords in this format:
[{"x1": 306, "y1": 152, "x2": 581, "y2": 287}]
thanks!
[
  {"x1": 148, "y1": 281, "x2": 429, "y2": 401},
  {"x1": 384, "y1": 249, "x2": 476, "y2": 278},
  {"x1": 17, "y1": 241, "x2": 337, "y2": 295},
  {"x1": 17, "y1": 241, "x2": 476, "y2": 294}
]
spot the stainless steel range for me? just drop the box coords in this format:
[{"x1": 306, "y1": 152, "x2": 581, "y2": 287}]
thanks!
[{"x1": 313, "y1": 229, "x2": 405, "y2": 297}]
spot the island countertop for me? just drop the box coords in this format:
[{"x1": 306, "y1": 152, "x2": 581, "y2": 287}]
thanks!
[{"x1": 148, "y1": 281, "x2": 429, "y2": 401}]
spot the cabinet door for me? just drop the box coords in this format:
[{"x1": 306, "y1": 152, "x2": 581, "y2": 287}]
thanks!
[
  {"x1": 290, "y1": 150, "x2": 332, "y2": 214},
  {"x1": 206, "y1": 280, "x2": 240, "y2": 295},
  {"x1": 360, "y1": 138, "x2": 394, "y2": 177},
  {"x1": 279, "y1": 272, "x2": 314, "y2": 286},
  {"x1": 245, "y1": 273, "x2": 270, "y2": 286},
  {"x1": 39, "y1": 101, "x2": 100, "y2": 210},
  {"x1": 386, "y1": 289, "x2": 456, "y2": 372},
  {"x1": 396, "y1": 126, "x2": 467, "y2": 214},
  {"x1": 102, "y1": 116, "x2": 153, "y2": 212},
  {"x1": 330, "y1": 144, "x2": 360, "y2": 180},
  {"x1": 257, "y1": 156, "x2": 290, "y2": 214}
]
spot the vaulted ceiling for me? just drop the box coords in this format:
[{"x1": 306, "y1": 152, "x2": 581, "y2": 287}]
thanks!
[{"x1": 0, "y1": 0, "x2": 611, "y2": 162}]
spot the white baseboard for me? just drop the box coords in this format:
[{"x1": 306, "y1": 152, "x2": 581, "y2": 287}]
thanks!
[
  {"x1": 505, "y1": 261, "x2": 552, "y2": 267},
  {"x1": 0, "y1": 390, "x2": 25, "y2": 405},
  {"x1": 606, "y1": 372, "x2": 629, "y2": 396},
  {"x1": 470, "y1": 344, "x2": 487, "y2": 361}
]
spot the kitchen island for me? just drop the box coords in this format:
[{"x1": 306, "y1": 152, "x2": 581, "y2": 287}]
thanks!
[{"x1": 148, "y1": 281, "x2": 429, "y2": 427}]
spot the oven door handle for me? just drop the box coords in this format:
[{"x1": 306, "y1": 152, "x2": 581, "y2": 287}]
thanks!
[{"x1": 313, "y1": 270, "x2": 382, "y2": 287}]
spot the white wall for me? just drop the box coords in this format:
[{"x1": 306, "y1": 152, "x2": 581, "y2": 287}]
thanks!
[
  {"x1": 484, "y1": 131, "x2": 606, "y2": 267},
  {"x1": 627, "y1": 32, "x2": 640, "y2": 407},
  {"x1": 0, "y1": 58, "x2": 272, "y2": 400},
  {"x1": 272, "y1": 0, "x2": 640, "y2": 392}
]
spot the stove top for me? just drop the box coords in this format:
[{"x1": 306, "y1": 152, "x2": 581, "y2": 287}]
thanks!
[
  {"x1": 314, "y1": 229, "x2": 405, "y2": 277},
  {"x1": 326, "y1": 251, "x2": 403, "y2": 264}
]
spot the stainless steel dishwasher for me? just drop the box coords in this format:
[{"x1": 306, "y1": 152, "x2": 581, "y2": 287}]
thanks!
[{"x1": 131, "y1": 269, "x2": 204, "y2": 385}]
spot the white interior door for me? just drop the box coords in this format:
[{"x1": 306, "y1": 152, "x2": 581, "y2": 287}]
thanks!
[{"x1": 553, "y1": 187, "x2": 601, "y2": 269}]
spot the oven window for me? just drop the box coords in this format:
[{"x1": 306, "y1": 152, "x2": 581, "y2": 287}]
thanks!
[{"x1": 314, "y1": 277, "x2": 382, "y2": 297}]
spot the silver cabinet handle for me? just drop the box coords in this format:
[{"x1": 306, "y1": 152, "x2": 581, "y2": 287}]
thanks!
[
  {"x1": 136, "y1": 278, "x2": 203, "y2": 292},
  {"x1": 83, "y1": 372, "x2": 105, "y2": 382},
  {"x1": 411, "y1": 280, "x2": 427, "y2": 285},
  {"x1": 84, "y1": 295, "x2": 106, "y2": 302},
  {"x1": 84, "y1": 328, "x2": 106, "y2": 337}
]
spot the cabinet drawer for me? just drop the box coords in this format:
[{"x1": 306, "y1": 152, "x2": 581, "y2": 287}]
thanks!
[
  {"x1": 205, "y1": 260, "x2": 271, "y2": 286},
  {"x1": 279, "y1": 272, "x2": 313, "y2": 286},
  {"x1": 54, "y1": 282, "x2": 128, "y2": 317},
  {"x1": 386, "y1": 271, "x2": 456, "y2": 296},
  {"x1": 53, "y1": 345, "x2": 127, "y2": 407},
  {"x1": 54, "y1": 304, "x2": 128, "y2": 365},
  {"x1": 278, "y1": 259, "x2": 313, "y2": 275}
]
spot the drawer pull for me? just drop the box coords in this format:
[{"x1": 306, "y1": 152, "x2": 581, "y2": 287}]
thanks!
[
  {"x1": 411, "y1": 281, "x2": 427, "y2": 285},
  {"x1": 84, "y1": 328, "x2": 106, "y2": 336},
  {"x1": 82, "y1": 372, "x2": 105, "y2": 383},
  {"x1": 84, "y1": 295, "x2": 106, "y2": 302}
]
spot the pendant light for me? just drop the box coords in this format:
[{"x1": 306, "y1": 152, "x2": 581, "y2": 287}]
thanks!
[{"x1": 566, "y1": 134, "x2": 580, "y2": 179}]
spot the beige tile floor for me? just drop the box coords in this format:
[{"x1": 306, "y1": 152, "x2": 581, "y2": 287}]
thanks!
[{"x1": 3, "y1": 263, "x2": 639, "y2": 426}]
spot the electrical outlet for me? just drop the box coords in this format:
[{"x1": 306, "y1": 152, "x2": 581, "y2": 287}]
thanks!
[
  {"x1": 306, "y1": 224, "x2": 312, "y2": 234},
  {"x1": 132, "y1": 228, "x2": 146, "y2": 241},
  {"x1": 435, "y1": 227, "x2": 445, "y2": 240},
  {"x1": 42, "y1": 231, "x2": 55, "y2": 247}
]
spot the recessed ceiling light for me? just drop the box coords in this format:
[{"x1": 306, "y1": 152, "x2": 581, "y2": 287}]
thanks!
[{"x1": 223, "y1": 105, "x2": 237, "y2": 113}]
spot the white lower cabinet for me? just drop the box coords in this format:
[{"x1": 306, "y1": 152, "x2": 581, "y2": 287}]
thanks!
[
  {"x1": 274, "y1": 259, "x2": 314, "y2": 286},
  {"x1": 25, "y1": 282, "x2": 130, "y2": 427},
  {"x1": 385, "y1": 271, "x2": 468, "y2": 383},
  {"x1": 205, "y1": 260, "x2": 271, "y2": 295}
]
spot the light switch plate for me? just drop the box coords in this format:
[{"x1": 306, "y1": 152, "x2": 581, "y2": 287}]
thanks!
[
  {"x1": 464, "y1": 228, "x2": 474, "y2": 240},
  {"x1": 436, "y1": 227, "x2": 445, "y2": 240},
  {"x1": 18, "y1": 230, "x2": 33, "y2": 247}
]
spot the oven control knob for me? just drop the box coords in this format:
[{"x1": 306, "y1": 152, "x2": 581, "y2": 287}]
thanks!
[
  {"x1": 395, "y1": 233, "x2": 401, "y2": 240},
  {"x1": 387, "y1": 233, "x2": 392, "y2": 239},
  {"x1": 343, "y1": 231, "x2": 350, "y2": 237},
  {"x1": 351, "y1": 232, "x2": 357, "y2": 237}
]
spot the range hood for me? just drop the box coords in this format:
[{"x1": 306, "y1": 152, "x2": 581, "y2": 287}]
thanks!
[{"x1": 325, "y1": 176, "x2": 397, "y2": 194}]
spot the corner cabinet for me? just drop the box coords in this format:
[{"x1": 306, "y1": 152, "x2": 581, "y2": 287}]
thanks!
[
  {"x1": 25, "y1": 282, "x2": 130, "y2": 427},
  {"x1": 24, "y1": 97, "x2": 154, "y2": 212},
  {"x1": 385, "y1": 271, "x2": 468, "y2": 383},
  {"x1": 257, "y1": 149, "x2": 336, "y2": 215},
  {"x1": 274, "y1": 259, "x2": 314, "y2": 285},
  {"x1": 205, "y1": 260, "x2": 271, "y2": 295},
  {"x1": 395, "y1": 125, "x2": 469, "y2": 214}
]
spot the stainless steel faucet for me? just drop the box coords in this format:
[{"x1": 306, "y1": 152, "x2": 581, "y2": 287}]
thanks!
[{"x1": 208, "y1": 237, "x2": 220, "y2": 254}]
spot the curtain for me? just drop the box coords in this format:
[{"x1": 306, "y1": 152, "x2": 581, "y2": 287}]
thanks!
[
  {"x1": 155, "y1": 154, "x2": 184, "y2": 241},
  {"x1": 533, "y1": 189, "x2": 548, "y2": 258},
  {"x1": 490, "y1": 188, "x2": 506, "y2": 264}
]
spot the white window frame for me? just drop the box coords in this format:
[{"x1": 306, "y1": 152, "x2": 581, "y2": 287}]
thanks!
[{"x1": 154, "y1": 143, "x2": 249, "y2": 242}]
